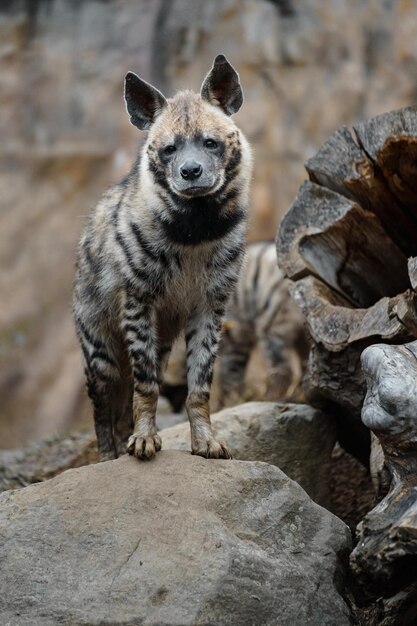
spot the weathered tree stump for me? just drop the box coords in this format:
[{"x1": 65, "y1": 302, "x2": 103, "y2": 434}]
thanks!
[
  {"x1": 276, "y1": 106, "x2": 417, "y2": 462},
  {"x1": 350, "y1": 341, "x2": 417, "y2": 624}
]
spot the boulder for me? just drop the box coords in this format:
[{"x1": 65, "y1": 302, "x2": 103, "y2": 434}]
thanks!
[
  {"x1": 0, "y1": 451, "x2": 352, "y2": 626},
  {"x1": 0, "y1": 431, "x2": 97, "y2": 493},
  {"x1": 162, "y1": 402, "x2": 336, "y2": 506}
]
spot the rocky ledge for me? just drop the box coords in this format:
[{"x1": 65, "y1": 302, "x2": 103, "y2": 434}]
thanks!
[{"x1": 0, "y1": 451, "x2": 352, "y2": 626}]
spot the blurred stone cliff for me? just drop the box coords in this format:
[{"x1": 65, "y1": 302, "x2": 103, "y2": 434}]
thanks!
[{"x1": 1, "y1": 0, "x2": 417, "y2": 447}]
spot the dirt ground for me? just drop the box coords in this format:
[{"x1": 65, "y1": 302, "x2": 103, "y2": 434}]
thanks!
[{"x1": 329, "y1": 443, "x2": 376, "y2": 534}]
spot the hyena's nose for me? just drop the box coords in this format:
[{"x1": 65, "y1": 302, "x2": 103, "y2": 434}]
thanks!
[{"x1": 180, "y1": 161, "x2": 203, "y2": 181}]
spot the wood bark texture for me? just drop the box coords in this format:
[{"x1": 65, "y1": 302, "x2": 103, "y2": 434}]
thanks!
[
  {"x1": 276, "y1": 106, "x2": 417, "y2": 461},
  {"x1": 350, "y1": 341, "x2": 417, "y2": 624}
]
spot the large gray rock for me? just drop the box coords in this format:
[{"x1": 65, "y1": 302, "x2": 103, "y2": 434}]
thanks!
[
  {"x1": 0, "y1": 451, "x2": 352, "y2": 626},
  {"x1": 161, "y1": 402, "x2": 336, "y2": 506}
]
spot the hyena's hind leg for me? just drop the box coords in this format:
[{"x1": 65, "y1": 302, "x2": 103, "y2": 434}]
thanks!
[
  {"x1": 85, "y1": 371, "x2": 117, "y2": 461},
  {"x1": 216, "y1": 321, "x2": 254, "y2": 409},
  {"x1": 112, "y1": 374, "x2": 133, "y2": 457},
  {"x1": 260, "y1": 335, "x2": 302, "y2": 400},
  {"x1": 77, "y1": 318, "x2": 124, "y2": 461},
  {"x1": 260, "y1": 335, "x2": 290, "y2": 400}
]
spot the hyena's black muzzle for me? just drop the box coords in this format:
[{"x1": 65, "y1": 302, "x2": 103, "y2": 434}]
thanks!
[
  {"x1": 180, "y1": 160, "x2": 203, "y2": 181},
  {"x1": 172, "y1": 138, "x2": 223, "y2": 196}
]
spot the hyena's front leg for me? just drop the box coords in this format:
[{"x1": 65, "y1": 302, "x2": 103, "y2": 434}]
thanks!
[
  {"x1": 185, "y1": 308, "x2": 232, "y2": 459},
  {"x1": 122, "y1": 298, "x2": 161, "y2": 460}
]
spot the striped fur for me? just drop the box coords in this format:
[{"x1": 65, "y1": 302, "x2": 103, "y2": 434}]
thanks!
[
  {"x1": 162, "y1": 242, "x2": 309, "y2": 409},
  {"x1": 218, "y1": 242, "x2": 308, "y2": 406},
  {"x1": 73, "y1": 56, "x2": 252, "y2": 460}
]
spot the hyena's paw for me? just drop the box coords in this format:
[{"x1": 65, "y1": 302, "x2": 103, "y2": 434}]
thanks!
[
  {"x1": 192, "y1": 439, "x2": 233, "y2": 460},
  {"x1": 127, "y1": 433, "x2": 162, "y2": 460}
]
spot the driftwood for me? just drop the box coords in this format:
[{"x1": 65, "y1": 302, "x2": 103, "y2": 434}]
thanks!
[
  {"x1": 369, "y1": 433, "x2": 390, "y2": 499},
  {"x1": 350, "y1": 341, "x2": 417, "y2": 624},
  {"x1": 276, "y1": 106, "x2": 417, "y2": 461}
]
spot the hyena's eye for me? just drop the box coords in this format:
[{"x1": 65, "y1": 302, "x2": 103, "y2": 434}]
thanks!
[
  {"x1": 164, "y1": 145, "x2": 176, "y2": 155},
  {"x1": 204, "y1": 139, "x2": 218, "y2": 149}
]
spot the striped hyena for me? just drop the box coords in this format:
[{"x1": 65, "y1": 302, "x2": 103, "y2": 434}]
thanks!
[
  {"x1": 216, "y1": 241, "x2": 308, "y2": 406},
  {"x1": 73, "y1": 55, "x2": 252, "y2": 461}
]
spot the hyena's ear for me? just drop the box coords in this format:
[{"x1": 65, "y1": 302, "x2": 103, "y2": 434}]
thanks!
[
  {"x1": 200, "y1": 54, "x2": 243, "y2": 116},
  {"x1": 124, "y1": 72, "x2": 167, "y2": 130}
]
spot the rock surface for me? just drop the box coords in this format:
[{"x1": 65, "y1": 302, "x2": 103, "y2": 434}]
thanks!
[
  {"x1": 0, "y1": 431, "x2": 97, "y2": 493},
  {"x1": 0, "y1": 402, "x2": 336, "y2": 506},
  {"x1": 162, "y1": 402, "x2": 336, "y2": 506},
  {"x1": 0, "y1": 451, "x2": 352, "y2": 626}
]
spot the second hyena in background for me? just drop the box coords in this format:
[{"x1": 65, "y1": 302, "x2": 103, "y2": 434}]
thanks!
[
  {"x1": 162, "y1": 242, "x2": 309, "y2": 412},
  {"x1": 217, "y1": 241, "x2": 308, "y2": 406},
  {"x1": 73, "y1": 55, "x2": 252, "y2": 461}
]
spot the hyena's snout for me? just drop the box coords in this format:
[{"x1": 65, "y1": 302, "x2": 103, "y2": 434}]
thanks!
[
  {"x1": 174, "y1": 149, "x2": 218, "y2": 196},
  {"x1": 180, "y1": 160, "x2": 203, "y2": 180},
  {"x1": 168, "y1": 135, "x2": 224, "y2": 196}
]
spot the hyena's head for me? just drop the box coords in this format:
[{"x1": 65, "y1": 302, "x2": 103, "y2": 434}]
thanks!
[{"x1": 124, "y1": 55, "x2": 248, "y2": 199}]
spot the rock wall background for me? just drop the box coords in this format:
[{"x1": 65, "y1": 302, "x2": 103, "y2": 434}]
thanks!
[{"x1": 2, "y1": 0, "x2": 417, "y2": 447}]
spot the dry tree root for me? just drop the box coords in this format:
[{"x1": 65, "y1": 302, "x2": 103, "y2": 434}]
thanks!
[
  {"x1": 350, "y1": 341, "x2": 417, "y2": 620},
  {"x1": 276, "y1": 106, "x2": 417, "y2": 463}
]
